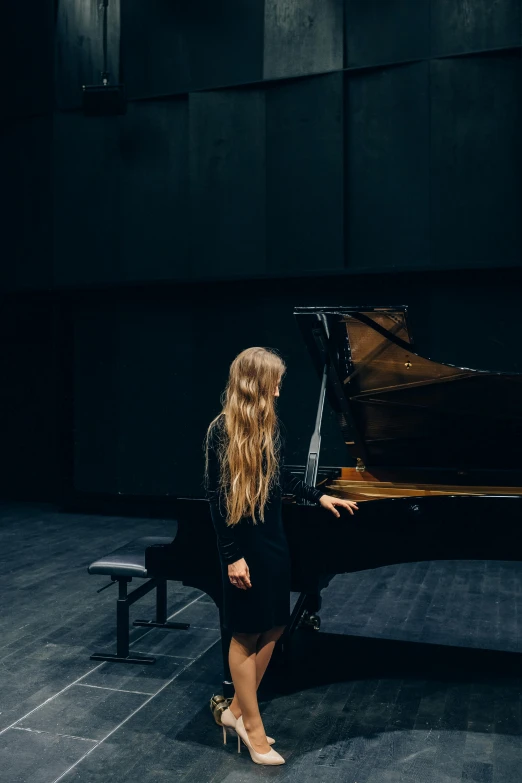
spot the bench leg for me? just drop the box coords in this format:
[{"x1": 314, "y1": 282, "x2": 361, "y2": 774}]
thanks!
[
  {"x1": 133, "y1": 579, "x2": 190, "y2": 631},
  {"x1": 90, "y1": 577, "x2": 156, "y2": 665}
]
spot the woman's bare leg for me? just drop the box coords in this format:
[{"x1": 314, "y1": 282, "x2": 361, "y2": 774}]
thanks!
[
  {"x1": 254, "y1": 625, "x2": 285, "y2": 688},
  {"x1": 227, "y1": 632, "x2": 270, "y2": 753},
  {"x1": 228, "y1": 626, "x2": 285, "y2": 728},
  {"x1": 228, "y1": 633, "x2": 256, "y2": 720}
]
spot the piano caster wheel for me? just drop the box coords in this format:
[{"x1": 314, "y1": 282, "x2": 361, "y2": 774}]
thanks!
[
  {"x1": 300, "y1": 611, "x2": 321, "y2": 631},
  {"x1": 209, "y1": 694, "x2": 232, "y2": 725},
  {"x1": 308, "y1": 613, "x2": 321, "y2": 630}
]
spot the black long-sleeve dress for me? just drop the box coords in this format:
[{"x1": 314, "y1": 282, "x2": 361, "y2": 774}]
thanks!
[{"x1": 205, "y1": 417, "x2": 323, "y2": 634}]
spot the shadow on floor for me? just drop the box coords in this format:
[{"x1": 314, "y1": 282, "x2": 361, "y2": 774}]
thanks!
[{"x1": 175, "y1": 628, "x2": 522, "y2": 753}]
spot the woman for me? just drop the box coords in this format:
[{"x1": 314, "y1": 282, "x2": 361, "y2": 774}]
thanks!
[{"x1": 205, "y1": 347, "x2": 358, "y2": 766}]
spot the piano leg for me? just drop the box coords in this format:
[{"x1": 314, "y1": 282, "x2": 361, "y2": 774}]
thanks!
[
  {"x1": 284, "y1": 590, "x2": 322, "y2": 641},
  {"x1": 286, "y1": 592, "x2": 309, "y2": 638}
]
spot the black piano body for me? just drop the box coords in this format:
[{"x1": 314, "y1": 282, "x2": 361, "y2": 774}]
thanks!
[{"x1": 145, "y1": 306, "x2": 522, "y2": 705}]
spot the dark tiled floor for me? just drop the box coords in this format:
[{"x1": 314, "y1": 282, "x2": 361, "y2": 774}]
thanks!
[
  {"x1": 16, "y1": 684, "x2": 149, "y2": 741},
  {"x1": 1, "y1": 502, "x2": 521, "y2": 783},
  {"x1": 0, "y1": 728, "x2": 97, "y2": 783}
]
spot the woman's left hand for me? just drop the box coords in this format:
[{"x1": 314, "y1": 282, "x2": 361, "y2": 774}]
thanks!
[{"x1": 319, "y1": 495, "x2": 358, "y2": 518}]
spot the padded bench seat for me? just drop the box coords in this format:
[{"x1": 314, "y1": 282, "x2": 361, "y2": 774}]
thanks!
[
  {"x1": 88, "y1": 536, "x2": 173, "y2": 578},
  {"x1": 88, "y1": 535, "x2": 189, "y2": 665}
]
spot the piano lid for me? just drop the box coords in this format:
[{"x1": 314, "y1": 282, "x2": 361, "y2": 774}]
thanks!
[{"x1": 294, "y1": 306, "x2": 522, "y2": 474}]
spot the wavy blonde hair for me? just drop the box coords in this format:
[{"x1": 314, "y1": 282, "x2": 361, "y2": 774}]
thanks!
[{"x1": 206, "y1": 347, "x2": 286, "y2": 525}]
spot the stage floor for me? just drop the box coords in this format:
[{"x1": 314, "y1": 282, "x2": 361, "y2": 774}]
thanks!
[{"x1": 0, "y1": 502, "x2": 520, "y2": 783}]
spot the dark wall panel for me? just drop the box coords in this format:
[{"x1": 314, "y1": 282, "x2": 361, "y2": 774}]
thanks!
[
  {"x1": 346, "y1": 63, "x2": 430, "y2": 271},
  {"x1": 25, "y1": 0, "x2": 522, "y2": 296},
  {"x1": 420, "y1": 271, "x2": 522, "y2": 373},
  {"x1": 4, "y1": 0, "x2": 53, "y2": 119},
  {"x1": 53, "y1": 113, "x2": 121, "y2": 286},
  {"x1": 266, "y1": 73, "x2": 344, "y2": 274},
  {"x1": 345, "y1": 0, "x2": 430, "y2": 67},
  {"x1": 263, "y1": 0, "x2": 343, "y2": 80},
  {"x1": 431, "y1": 0, "x2": 521, "y2": 57},
  {"x1": 1, "y1": 117, "x2": 53, "y2": 290},
  {"x1": 54, "y1": 99, "x2": 189, "y2": 286},
  {"x1": 55, "y1": 0, "x2": 120, "y2": 109},
  {"x1": 0, "y1": 304, "x2": 58, "y2": 500},
  {"x1": 74, "y1": 302, "x2": 197, "y2": 494},
  {"x1": 121, "y1": 0, "x2": 264, "y2": 99},
  {"x1": 189, "y1": 90, "x2": 266, "y2": 278},
  {"x1": 431, "y1": 53, "x2": 522, "y2": 269},
  {"x1": 74, "y1": 310, "x2": 122, "y2": 494},
  {"x1": 115, "y1": 305, "x2": 197, "y2": 494},
  {"x1": 119, "y1": 99, "x2": 189, "y2": 280}
]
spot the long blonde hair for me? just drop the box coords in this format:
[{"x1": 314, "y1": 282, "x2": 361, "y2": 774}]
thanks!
[{"x1": 206, "y1": 347, "x2": 286, "y2": 525}]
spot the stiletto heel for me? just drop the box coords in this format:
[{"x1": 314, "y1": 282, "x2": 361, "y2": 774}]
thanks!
[
  {"x1": 222, "y1": 725, "x2": 227, "y2": 745},
  {"x1": 235, "y1": 716, "x2": 285, "y2": 766},
  {"x1": 237, "y1": 734, "x2": 241, "y2": 753},
  {"x1": 220, "y1": 707, "x2": 275, "y2": 745}
]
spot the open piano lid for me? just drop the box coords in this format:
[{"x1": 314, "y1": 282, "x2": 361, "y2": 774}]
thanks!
[{"x1": 294, "y1": 306, "x2": 522, "y2": 479}]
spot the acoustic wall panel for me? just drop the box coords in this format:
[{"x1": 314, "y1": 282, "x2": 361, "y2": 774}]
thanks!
[
  {"x1": 1, "y1": 116, "x2": 53, "y2": 290},
  {"x1": 431, "y1": 0, "x2": 521, "y2": 57},
  {"x1": 263, "y1": 0, "x2": 343, "y2": 80},
  {"x1": 423, "y1": 271, "x2": 522, "y2": 373},
  {"x1": 346, "y1": 63, "x2": 430, "y2": 271},
  {"x1": 121, "y1": 0, "x2": 264, "y2": 99},
  {"x1": 345, "y1": 0, "x2": 430, "y2": 68},
  {"x1": 431, "y1": 53, "x2": 522, "y2": 269},
  {"x1": 4, "y1": 0, "x2": 54, "y2": 118},
  {"x1": 266, "y1": 73, "x2": 344, "y2": 274},
  {"x1": 55, "y1": 0, "x2": 120, "y2": 110},
  {"x1": 73, "y1": 309, "x2": 122, "y2": 494},
  {"x1": 48, "y1": 0, "x2": 522, "y2": 291},
  {"x1": 189, "y1": 90, "x2": 266, "y2": 279},
  {"x1": 54, "y1": 98, "x2": 189, "y2": 286},
  {"x1": 53, "y1": 113, "x2": 121, "y2": 286},
  {"x1": 0, "y1": 304, "x2": 58, "y2": 500},
  {"x1": 106, "y1": 304, "x2": 197, "y2": 495},
  {"x1": 120, "y1": 99, "x2": 189, "y2": 281}
]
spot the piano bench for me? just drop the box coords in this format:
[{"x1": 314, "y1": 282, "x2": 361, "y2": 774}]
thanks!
[{"x1": 88, "y1": 536, "x2": 189, "y2": 665}]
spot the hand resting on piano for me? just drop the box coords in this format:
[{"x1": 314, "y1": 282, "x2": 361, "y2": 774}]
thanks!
[{"x1": 318, "y1": 494, "x2": 358, "y2": 518}]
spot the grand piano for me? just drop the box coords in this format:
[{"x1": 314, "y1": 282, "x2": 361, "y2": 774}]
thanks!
[{"x1": 145, "y1": 306, "x2": 522, "y2": 717}]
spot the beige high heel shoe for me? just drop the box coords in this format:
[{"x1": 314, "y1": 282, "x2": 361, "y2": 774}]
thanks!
[
  {"x1": 235, "y1": 716, "x2": 285, "y2": 765},
  {"x1": 221, "y1": 707, "x2": 275, "y2": 745}
]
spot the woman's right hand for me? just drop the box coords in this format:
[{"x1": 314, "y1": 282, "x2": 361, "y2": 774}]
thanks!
[{"x1": 228, "y1": 558, "x2": 252, "y2": 590}]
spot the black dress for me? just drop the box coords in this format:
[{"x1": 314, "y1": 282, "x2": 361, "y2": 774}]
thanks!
[{"x1": 206, "y1": 417, "x2": 323, "y2": 634}]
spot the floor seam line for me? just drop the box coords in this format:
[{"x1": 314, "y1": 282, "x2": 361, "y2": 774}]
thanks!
[
  {"x1": 0, "y1": 663, "x2": 106, "y2": 736},
  {"x1": 47, "y1": 637, "x2": 220, "y2": 783},
  {"x1": 132, "y1": 649, "x2": 205, "y2": 660},
  {"x1": 75, "y1": 683, "x2": 154, "y2": 695},
  {"x1": 0, "y1": 593, "x2": 205, "y2": 736},
  {"x1": 11, "y1": 726, "x2": 97, "y2": 743}
]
